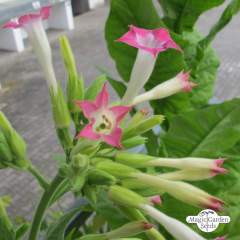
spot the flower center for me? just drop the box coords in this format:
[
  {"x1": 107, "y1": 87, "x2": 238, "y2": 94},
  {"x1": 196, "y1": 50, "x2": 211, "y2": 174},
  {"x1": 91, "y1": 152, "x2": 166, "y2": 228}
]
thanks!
[
  {"x1": 136, "y1": 33, "x2": 166, "y2": 49},
  {"x1": 93, "y1": 110, "x2": 115, "y2": 135}
]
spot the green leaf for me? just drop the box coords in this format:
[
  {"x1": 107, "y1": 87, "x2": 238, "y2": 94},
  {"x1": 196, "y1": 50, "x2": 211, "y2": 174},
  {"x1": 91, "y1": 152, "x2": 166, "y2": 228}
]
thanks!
[
  {"x1": 158, "y1": 0, "x2": 224, "y2": 33},
  {"x1": 85, "y1": 75, "x2": 107, "y2": 100},
  {"x1": 16, "y1": 223, "x2": 30, "y2": 240},
  {"x1": 45, "y1": 207, "x2": 81, "y2": 240},
  {"x1": 161, "y1": 99, "x2": 240, "y2": 157},
  {"x1": 182, "y1": 31, "x2": 220, "y2": 107}
]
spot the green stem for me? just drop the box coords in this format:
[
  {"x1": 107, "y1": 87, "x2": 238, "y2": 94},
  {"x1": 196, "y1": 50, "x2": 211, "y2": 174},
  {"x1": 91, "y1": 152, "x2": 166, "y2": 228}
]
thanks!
[
  {"x1": 28, "y1": 173, "x2": 65, "y2": 240},
  {"x1": 28, "y1": 165, "x2": 49, "y2": 190},
  {"x1": 56, "y1": 127, "x2": 73, "y2": 158}
]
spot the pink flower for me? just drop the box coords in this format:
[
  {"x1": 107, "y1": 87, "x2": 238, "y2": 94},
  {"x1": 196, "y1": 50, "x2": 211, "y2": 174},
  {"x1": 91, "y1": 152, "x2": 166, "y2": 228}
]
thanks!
[
  {"x1": 117, "y1": 25, "x2": 181, "y2": 57},
  {"x1": 211, "y1": 159, "x2": 228, "y2": 176},
  {"x1": 132, "y1": 71, "x2": 197, "y2": 105},
  {"x1": 76, "y1": 84, "x2": 131, "y2": 148},
  {"x1": 177, "y1": 71, "x2": 197, "y2": 92},
  {"x1": 2, "y1": 6, "x2": 51, "y2": 29}
]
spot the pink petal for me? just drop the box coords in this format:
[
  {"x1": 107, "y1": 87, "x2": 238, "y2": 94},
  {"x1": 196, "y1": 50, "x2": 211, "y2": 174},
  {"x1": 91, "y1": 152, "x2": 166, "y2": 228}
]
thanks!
[
  {"x1": 117, "y1": 25, "x2": 181, "y2": 57},
  {"x1": 110, "y1": 105, "x2": 131, "y2": 124},
  {"x1": 75, "y1": 100, "x2": 97, "y2": 119},
  {"x1": 102, "y1": 127, "x2": 123, "y2": 148},
  {"x1": 95, "y1": 83, "x2": 109, "y2": 108},
  {"x1": 177, "y1": 71, "x2": 197, "y2": 92},
  {"x1": 40, "y1": 6, "x2": 51, "y2": 20},
  {"x1": 3, "y1": 6, "x2": 51, "y2": 29},
  {"x1": 205, "y1": 197, "x2": 224, "y2": 212},
  {"x1": 215, "y1": 158, "x2": 225, "y2": 167},
  {"x1": 18, "y1": 14, "x2": 41, "y2": 26},
  {"x1": 76, "y1": 123, "x2": 100, "y2": 140},
  {"x1": 2, "y1": 21, "x2": 21, "y2": 29},
  {"x1": 149, "y1": 195, "x2": 162, "y2": 205}
]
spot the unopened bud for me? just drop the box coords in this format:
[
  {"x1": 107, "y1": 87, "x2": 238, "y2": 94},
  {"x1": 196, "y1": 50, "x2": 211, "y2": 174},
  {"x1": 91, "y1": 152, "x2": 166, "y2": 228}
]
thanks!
[
  {"x1": 0, "y1": 112, "x2": 29, "y2": 169},
  {"x1": 71, "y1": 139, "x2": 100, "y2": 157},
  {"x1": 132, "y1": 71, "x2": 196, "y2": 105},
  {"x1": 122, "y1": 136, "x2": 146, "y2": 149},
  {"x1": 107, "y1": 221, "x2": 153, "y2": 239},
  {"x1": 50, "y1": 85, "x2": 71, "y2": 129},
  {"x1": 123, "y1": 115, "x2": 164, "y2": 139},
  {"x1": 116, "y1": 151, "x2": 154, "y2": 167},
  {"x1": 134, "y1": 173, "x2": 224, "y2": 210},
  {"x1": 96, "y1": 161, "x2": 138, "y2": 179},
  {"x1": 109, "y1": 185, "x2": 147, "y2": 208},
  {"x1": 87, "y1": 168, "x2": 117, "y2": 186},
  {"x1": 70, "y1": 154, "x2": 89, "y2": 174},
  {"x1": 59, "y1": 36, "x2": 84, "y2": 113}
]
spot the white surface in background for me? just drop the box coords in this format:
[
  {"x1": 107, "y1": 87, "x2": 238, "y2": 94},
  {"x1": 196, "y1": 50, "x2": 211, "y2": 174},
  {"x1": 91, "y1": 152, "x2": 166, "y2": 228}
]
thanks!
[{"x1": 89, "y1": 0, "x2": 105, "y2": 9}]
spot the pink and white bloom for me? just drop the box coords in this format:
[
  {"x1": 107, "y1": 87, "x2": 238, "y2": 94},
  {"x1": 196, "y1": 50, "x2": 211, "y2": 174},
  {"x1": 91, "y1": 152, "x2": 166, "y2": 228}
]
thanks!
[
  {"x1": 76, "y1": 84, "x2": 131, "y2": 148},
  {"x1": 132, "y1": 173, "x2": 224, "y2": 211},
  {"x1": 132, "y1": 71, "x2": 197, "y2": 105},
  {"x1": 117, "y1": 25, "x2": 182, "y2": 104},
  {"x1": 140, "y1": 204, "x2": 206, "y2": 240},
  {"x1": 109, "y1": 186, "x2": 205, "y2": 240},
  {"x1": 146, "y1": 157, "x2": 227, "y2": 175},
  {"x1": 116, "y1": 152, "x2": 227, "y2": 175},
  {"x1": 3, "y1": 6, "x2": 58, "y2": 94}
]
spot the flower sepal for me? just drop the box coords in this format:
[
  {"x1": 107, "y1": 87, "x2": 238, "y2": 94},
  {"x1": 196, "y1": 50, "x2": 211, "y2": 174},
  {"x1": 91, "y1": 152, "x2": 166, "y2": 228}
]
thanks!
[
  {"x1": 96, "y1": 161, "x2": 139, "y2": 179},
  {"x1": 50, "y1": 85, "x2": 71, "y2": 129},
  {"x1": 87, "y1": 168, "x2": 117, "y2": 186},
  {"x1": 123, "y1": 115, "x2": 164, "y2": 140}
]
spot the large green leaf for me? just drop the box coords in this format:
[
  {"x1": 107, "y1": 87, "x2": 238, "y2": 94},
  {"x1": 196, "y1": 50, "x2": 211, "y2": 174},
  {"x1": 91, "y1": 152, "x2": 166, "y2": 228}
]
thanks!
[
  {"x1": 159, "y1": 99, "x2": 240, "y2": 238},
  {"x1": 161, "y1": 99, "x2": 240, "y2": 157},
  {"x1": 158, "y1": 0, "x2": 224, "y2": 32}
]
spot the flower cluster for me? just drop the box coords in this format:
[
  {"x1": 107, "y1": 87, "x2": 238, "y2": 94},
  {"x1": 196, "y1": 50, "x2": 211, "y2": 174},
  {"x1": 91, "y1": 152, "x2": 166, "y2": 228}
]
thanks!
[{"x1": 0, "y1": 7, "x2": 228, "y2": 240}]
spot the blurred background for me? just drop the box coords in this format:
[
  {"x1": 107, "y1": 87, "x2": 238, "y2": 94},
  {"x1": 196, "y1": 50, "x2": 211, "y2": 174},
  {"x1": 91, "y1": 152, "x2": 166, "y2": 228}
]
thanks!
[{"x1": 0, "y1": 0, "x2": 239, "y2": 221}]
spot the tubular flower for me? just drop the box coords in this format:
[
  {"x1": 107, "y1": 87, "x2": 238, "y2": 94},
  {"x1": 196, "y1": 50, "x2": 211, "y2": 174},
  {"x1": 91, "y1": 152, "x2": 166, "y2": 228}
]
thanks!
[
  {"x1": 109, "y1": 186, "x2": 206, "y2": 240},
  {"x1": 132, "y1": 71, "x2": 197, "y2": 105},
  {"x1": 115, "y1": 152, "x2": 227, "y2": 174},
  {"x1": 76, "y1": 84, "x2": 131, "y2": 148},
  {"x1": 97, "y1": 161, "x2": 224, "y2": 211},
  {"x1": 2, "y1": 6, "x2": 58, "y2": 94},
  {"x1": 140, "y1": 205, "x2": 206, "y2": 240},
  {"x1": 117, "y1": 25, "x2": 182, "y2": 104},
  {"x1": 133, "y1": 173, "x2": 224, "y2": 211}
]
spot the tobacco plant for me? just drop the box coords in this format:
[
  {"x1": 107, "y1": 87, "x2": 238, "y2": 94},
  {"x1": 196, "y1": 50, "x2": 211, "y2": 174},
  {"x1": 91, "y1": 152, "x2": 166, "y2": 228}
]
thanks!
[{"x1": 0, "y1": 1, "x2": 239, "y2": 240}]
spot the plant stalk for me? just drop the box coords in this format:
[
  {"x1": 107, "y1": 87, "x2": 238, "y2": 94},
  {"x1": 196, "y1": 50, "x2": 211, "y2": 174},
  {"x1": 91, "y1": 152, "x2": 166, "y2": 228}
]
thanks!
[{"x1": 28, "y1": 173, "x2": 65, "y2": 240}]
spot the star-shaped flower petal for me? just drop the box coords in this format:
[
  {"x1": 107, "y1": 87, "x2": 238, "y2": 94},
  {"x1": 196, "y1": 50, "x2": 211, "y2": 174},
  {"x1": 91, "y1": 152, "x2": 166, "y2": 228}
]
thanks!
[
  {"x1": 117, "y1": 25, "x2": 181, "y2": 57},
  {"x1": 76, "y1": 84, "x2": 131, "y2": 148}
]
